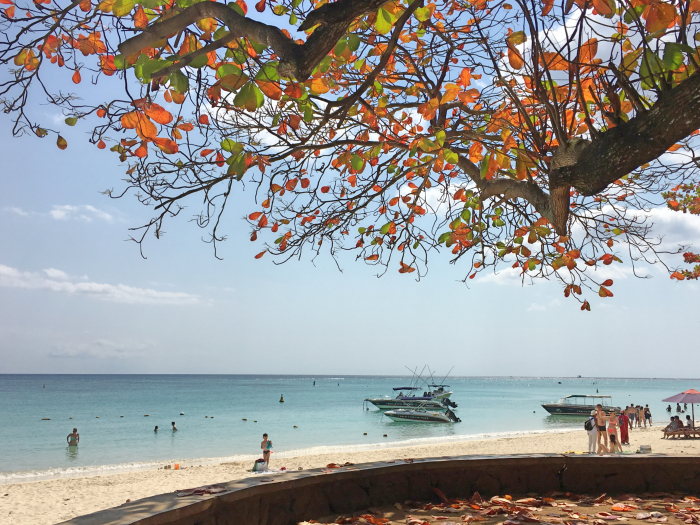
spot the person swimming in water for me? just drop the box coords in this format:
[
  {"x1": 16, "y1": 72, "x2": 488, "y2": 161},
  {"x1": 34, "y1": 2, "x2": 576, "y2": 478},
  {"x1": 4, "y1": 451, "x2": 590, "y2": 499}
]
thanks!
[
  {"x1": 66, "y1": 428, "x2": 79, "y2": 446},
  {"x1": 171, "y1": 421, "x2": 178, "y2": 431}
]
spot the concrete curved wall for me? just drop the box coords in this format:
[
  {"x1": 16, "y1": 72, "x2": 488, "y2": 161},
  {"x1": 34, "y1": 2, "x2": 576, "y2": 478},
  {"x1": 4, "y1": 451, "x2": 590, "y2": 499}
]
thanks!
[{"x1": 61, "y1": 454, "x2": 700, "y2": 525}]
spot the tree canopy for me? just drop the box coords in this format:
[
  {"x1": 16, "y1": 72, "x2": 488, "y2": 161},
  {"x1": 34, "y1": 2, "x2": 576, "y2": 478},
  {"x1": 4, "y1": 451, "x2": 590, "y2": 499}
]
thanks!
[{"x1": 1, "y1": 0, "x2": 700, "y2": 308}]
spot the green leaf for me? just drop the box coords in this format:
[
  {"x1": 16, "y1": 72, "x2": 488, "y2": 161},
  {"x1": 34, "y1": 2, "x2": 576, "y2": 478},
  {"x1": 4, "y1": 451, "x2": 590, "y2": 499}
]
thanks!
[
  {"x1": 528, "y1": 259, "x2": 537, "y2": 271},
  {"x1": 254, "y1": 62, "x2": 280, "y2": 81},
  {"x1": 479, "y1": 156, "x2": 490, "y2": 179},
  {"x1": 375, "y1": 7, "x2": 393, "y2": 35},
  {"x1": 623, "y1": 5, "x2": 644, "y2": 23},
  {"x1": 289, "y1": 12, "x2": 297, "y2": 24},
  {"x1": 663, "y1": 42, "x2": 684, "y2": 71},
  {"x1": 612, "y1": 227, "x2": 622, "y2": 235},
  {"x1": 226, "y1": 153, "x2": 247, "y2": 180},
  {"x1": 414, "y1": 6, "x2": 431, "y2": 21},
  {"x1": 438, "y1": 232, "x2": 451, "y2": 244},
  {"x1": 380, "y1": 222, "x2": 393, "y2": 235},
  {"x1": 507, "y1": 30, "x2": 527, "y2": 45},
  {"x1": 514, "y1": 236, "x2": 523, "y2": 244},
  {"x1": 112, "y1": 0, "x2": 134, "y2": 17},
  {"x1": 169, "y1": 70, "x2": 189, "y2": 93},
  {"x1": 228, "y1": 1, "x2": 246, "y2": 15},
  {"x1": 535, "y1": 226, "x2": 551, "y2": 236},
  {"x1": 233, "y1": 82, "x2": 264, "y2": 111},
  {"x1": 348, "y1": 34, "x2": 361, "y2": 52},
  {"x1": 220, "y1": 138, "x2": 244, "y2": 154},
  {"x1": 354, "y1": 58, "x2": 365, "y2": 70},
  {"x1": 418, "y1": 138, "x2": 438, "y2": 152},
  {"x1": 113, "y1": 54, "x2": 128, "y2": 70},
  {"x1": 460, "y1": 208, "x2": 471, "y2": 222},
  {"x1": 435, "y1": 130, "x2": 446, "y2": 147},
  {"x1": 358, "y1": 227, "x2": 367, "y2": 234},
  {"x1": 64, "y1": 117, "x2": 78, "y2": 126},
  {"x1": 188, "y1": 53, "x2": 209, "y2": 69},
  {"x1": 351, "y1": 154, "x2": 364, "y2": 171},
  {"x1": 443, "y1": 148, "x2": 459, "y2": 164},
  {"x1": 272, "y1": 4, "x2": 288, "y2": 15}
]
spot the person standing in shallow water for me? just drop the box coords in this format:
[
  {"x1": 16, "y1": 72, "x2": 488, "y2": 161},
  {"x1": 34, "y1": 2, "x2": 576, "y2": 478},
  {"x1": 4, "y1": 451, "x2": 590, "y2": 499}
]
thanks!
[
  {"x1": 66, "y1": 428, "x2": 79, "y2": 446},
  {"x1": 261, "y1": 433, "x2": 272, "y2": 467}
]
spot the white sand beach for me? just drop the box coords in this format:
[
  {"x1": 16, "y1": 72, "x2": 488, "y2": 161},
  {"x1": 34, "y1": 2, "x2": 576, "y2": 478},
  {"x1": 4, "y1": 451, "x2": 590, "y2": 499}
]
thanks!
[{"x1": 1, "y1": 427, "x2": 699, "y2": 525}]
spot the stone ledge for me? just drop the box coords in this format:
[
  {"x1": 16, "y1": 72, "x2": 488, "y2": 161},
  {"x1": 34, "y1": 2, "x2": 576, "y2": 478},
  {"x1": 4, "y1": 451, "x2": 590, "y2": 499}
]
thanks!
[{"x1": 59, "y1": 454, "x2": 700, "y2": 525}]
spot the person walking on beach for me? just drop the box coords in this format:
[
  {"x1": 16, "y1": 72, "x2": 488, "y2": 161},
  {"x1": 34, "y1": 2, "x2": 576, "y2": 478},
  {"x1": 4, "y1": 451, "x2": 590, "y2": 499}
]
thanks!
[
  {"x1": 261, "y1": 433, "x2": 272, "y2": 467},
  {"x1": 644, "y1": 405, "x2": 652, "y2": 427},
  {"x1": 66, "y1": 428, "x2": 79, "y2": 446},
  {"x1": 619, "y1": 409, "x2": 630, "y2": 445},
  {"x1": 627, "y1": 405, "x2": 635, "y2": 431},
  {"x1": 586, "y1": 410, "x2": 597, "y2": 453},
  {"x1": 608, "y1": 412, "x2": 622, "y2": 453},
  {"x1": 637, "y1": 405, "x2": 643, "y2": 428},
  {"x1": 595, "y1": 404, "x2": 609, "y2": 453}
]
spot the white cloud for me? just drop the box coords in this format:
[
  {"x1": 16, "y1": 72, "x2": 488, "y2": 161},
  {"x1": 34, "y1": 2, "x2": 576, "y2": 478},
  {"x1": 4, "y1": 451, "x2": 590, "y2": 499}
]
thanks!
[
  {"x1": 0, "y1": 264, "x2": 201, "y2": 305},
  {"x1": 4, "y1": 206, "x2": 29, "y2": 216},
  {"x1": 647, "y1": 207, "x2": 700, "y2": 246},
  {"x1": 49, "y1": 205, "x2": 114, "y2": 223},
  {"x1": 43, "y1": 268, "x2": 70, "y2": 280},
  {"x1": 478, "y1": 266, "x2": 526, "y2": 286},
  {"x1": 49, "y1": 339, "x2": 153, "y2": 359}
]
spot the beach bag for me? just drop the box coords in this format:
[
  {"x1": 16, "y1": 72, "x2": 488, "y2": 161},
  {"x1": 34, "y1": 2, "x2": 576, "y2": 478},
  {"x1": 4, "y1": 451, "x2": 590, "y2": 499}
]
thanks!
[
  {"x1": 584, "y1": 419, "x2": 594, "y2": 431},
  {"x1": 252, "y1": 459, "x2": 267, "y2": 472}
]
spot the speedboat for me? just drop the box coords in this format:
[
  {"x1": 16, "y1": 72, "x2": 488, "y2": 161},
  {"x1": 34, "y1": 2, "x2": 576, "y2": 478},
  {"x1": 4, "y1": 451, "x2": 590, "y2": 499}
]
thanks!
[
  {"x1": 541, "y1": 395, "x2": 621, "y2": 415},
  {"x1": 365, "y1": 385, "x2": 456, "y2": 410},
  {"x1": 384, "y1": 406, "x2": 461, "y2": 423}
]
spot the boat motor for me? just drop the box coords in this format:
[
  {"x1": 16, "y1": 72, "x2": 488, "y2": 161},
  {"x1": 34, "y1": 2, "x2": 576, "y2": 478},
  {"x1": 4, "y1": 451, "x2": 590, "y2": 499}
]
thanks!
[
  {"x1": 446, "y1": 408, "x2": 461, "y2": 422},
  {"x1": 441, "y1": 398, "x2": 458, "y2": 408}
]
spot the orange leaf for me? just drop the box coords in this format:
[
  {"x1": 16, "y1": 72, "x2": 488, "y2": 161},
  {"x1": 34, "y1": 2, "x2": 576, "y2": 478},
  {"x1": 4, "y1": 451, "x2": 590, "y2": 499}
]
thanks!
[
  {"x1": 249, "y1": 212, "x2": 263, "y2": 220},
  {"x1": 254, "y1": 251, "x2": 265, "y2": 259},
  {"x1": 133, "y1": 6, "x2": 148, "y2": 29},
  {"x1": 152, "y1": 137, "x2": 178, "y2": 154},
  {"x1": 97, "y1": 139, "x2": 106, "y2": 149},
  {"x1": 134, "y1": 143, "x2": 148, "y2": 158},
  {"x1": 578, "y1": 38, "x2": 598, "y2": 64},
  {"x1": 670, "y1": 271, "x2": 686, "y2": 280},
  {"x1": 321, "y1": 186, "x2": 330, "y2": 193},
  {"x1": 284, "y1": 83, "x2": 303, "y2": 98},
  {"x1": 255, "y1": 0, "x2": 265, "y2": 11},
  {"x1": 644, "y1": 3, "x2": 676, "y2": 33},
  {"x1": 507, "y1": 42, "x2": 524, "y2": 69},
  {"x1": 144, "y1": 104, "x2": 173, "y2": 125},
  {"x1": 347, "y1": 175, "x2": 357, "y2": 187},
  {"x1": 256, "y1": 80, "x2": 282, "y2": 100},
  {"x1": 258, "y1": 214, "x2": 268, "y2": 228},
  {"x1": 307, "y1": 78, "x2": 329, "y2": 95},
  {"x1": 601, "y1": 279, "x2": 613, "y2": 286},
  {"x1": 300, "y1": 178, "x2": 310, "y2": 189},
  {"x1": 72, "y1": 70, "x2": 81, "y2": 84},
  {"x1": 365, "y1": 254, "x2": 379, "y2": 261},
  {"x1": 198, "y1": 114, "x2": 210, "y2": 125}
]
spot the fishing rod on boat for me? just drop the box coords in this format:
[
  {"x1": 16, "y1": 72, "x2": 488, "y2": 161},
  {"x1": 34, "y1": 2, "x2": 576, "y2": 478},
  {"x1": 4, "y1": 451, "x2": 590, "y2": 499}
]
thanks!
[{"x1": 436, "y1": 366, "x2": 454, "y2": 387}]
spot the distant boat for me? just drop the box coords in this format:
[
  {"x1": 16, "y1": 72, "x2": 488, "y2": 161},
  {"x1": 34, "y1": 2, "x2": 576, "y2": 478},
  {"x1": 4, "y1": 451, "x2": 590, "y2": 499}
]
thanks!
[
  {"x1": 541, "y1": 395, "x2": 620, "y2": 416},
  {"x1": 577, "y1": 375, "x2": 582, "y2": 378}
]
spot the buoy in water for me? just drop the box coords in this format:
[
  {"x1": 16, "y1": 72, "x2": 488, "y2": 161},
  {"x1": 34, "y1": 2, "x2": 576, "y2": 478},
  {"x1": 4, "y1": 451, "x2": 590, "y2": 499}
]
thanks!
[
  {"x1": 96, "y1": 416, "x2": 99, "y2": 418},
  {"x1": 293, "y1": 425, "x2": 298, "y2": 428},
  {"x1": 279, "y1": 394, "x2": 284, "y2": 403},
  {"x1": 144, "y1": 414, "x2": 149, "y2": 417},
  {"x1": 210, "y1": 416, "x2": 214, "y2": 418},
  {"x1": 180, "y1": 412, "x2": 184, "y2": 415},
  {"x1": 383, "y1": 434, "x2": 387, "y2": 437},
  {"x1": 69, "y1": 417, "x2": 73, "y2": 419},
  {"x1": 242, "y1": 418, "x2": 247, "y2": 421},
  {"x1": 363, "y1": 433, "x2": 367, "y2": 435},
  {"x1": 41, "y1": 418, "x2": 50, "y2": 420},
  {"x1": 254, "y1": 420, "x2": 257, "y2": 423},
  {"x1": 120, "y1": 415, "x2": 123, "y2": 418},
  {"x1": 205, "y1": 416, "x2": 208, "y2": 418}
]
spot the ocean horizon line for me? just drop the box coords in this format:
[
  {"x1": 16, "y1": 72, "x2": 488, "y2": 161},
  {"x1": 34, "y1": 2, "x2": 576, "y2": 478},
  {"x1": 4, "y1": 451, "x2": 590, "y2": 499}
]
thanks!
[{"x1": 1, "y1": 373, "x2": 697, "y2": 380}]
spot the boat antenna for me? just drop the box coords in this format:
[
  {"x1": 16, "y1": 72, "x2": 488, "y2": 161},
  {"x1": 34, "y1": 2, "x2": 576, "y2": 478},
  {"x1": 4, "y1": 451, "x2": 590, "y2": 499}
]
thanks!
[{"x1": 437, "y1": 366, "x2": 454, "y2": 385}]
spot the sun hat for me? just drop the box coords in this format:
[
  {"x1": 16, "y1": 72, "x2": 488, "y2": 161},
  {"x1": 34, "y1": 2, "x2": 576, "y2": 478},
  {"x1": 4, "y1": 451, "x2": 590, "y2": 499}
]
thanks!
[{"x1": 590, "y1": 410, "x2": 596, "y2": 415}]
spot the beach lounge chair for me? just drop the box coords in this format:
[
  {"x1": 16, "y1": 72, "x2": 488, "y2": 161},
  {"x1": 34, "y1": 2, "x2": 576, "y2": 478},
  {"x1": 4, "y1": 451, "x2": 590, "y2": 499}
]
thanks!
[{"x1": 662, "y1": 427, "x2": 700, "y2": 439}]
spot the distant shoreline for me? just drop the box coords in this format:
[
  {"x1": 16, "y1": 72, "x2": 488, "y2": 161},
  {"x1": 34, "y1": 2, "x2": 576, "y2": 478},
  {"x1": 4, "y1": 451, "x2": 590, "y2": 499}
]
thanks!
[{"x1": 0, "y1": 427, "x2": 580, "y2": 484}]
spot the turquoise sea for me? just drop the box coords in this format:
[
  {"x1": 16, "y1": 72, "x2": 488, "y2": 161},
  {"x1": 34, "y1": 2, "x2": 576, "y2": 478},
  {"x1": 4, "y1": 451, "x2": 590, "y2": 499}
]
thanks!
[{"x1": 0, "y1": 375, "x2": 697, "y2": 482}]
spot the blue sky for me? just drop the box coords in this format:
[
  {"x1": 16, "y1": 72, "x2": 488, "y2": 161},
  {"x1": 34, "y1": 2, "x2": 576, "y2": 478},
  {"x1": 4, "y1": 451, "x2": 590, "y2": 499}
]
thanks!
[{"x1": 1, "y1": 65, "x2": 700, "y2": 378}]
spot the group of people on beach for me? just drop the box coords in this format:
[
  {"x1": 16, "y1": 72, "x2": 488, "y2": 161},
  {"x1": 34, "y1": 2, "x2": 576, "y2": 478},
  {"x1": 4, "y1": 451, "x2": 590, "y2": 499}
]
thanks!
[{"x1": 585, "y1": 404, "x2": 652, "y2": 454}]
